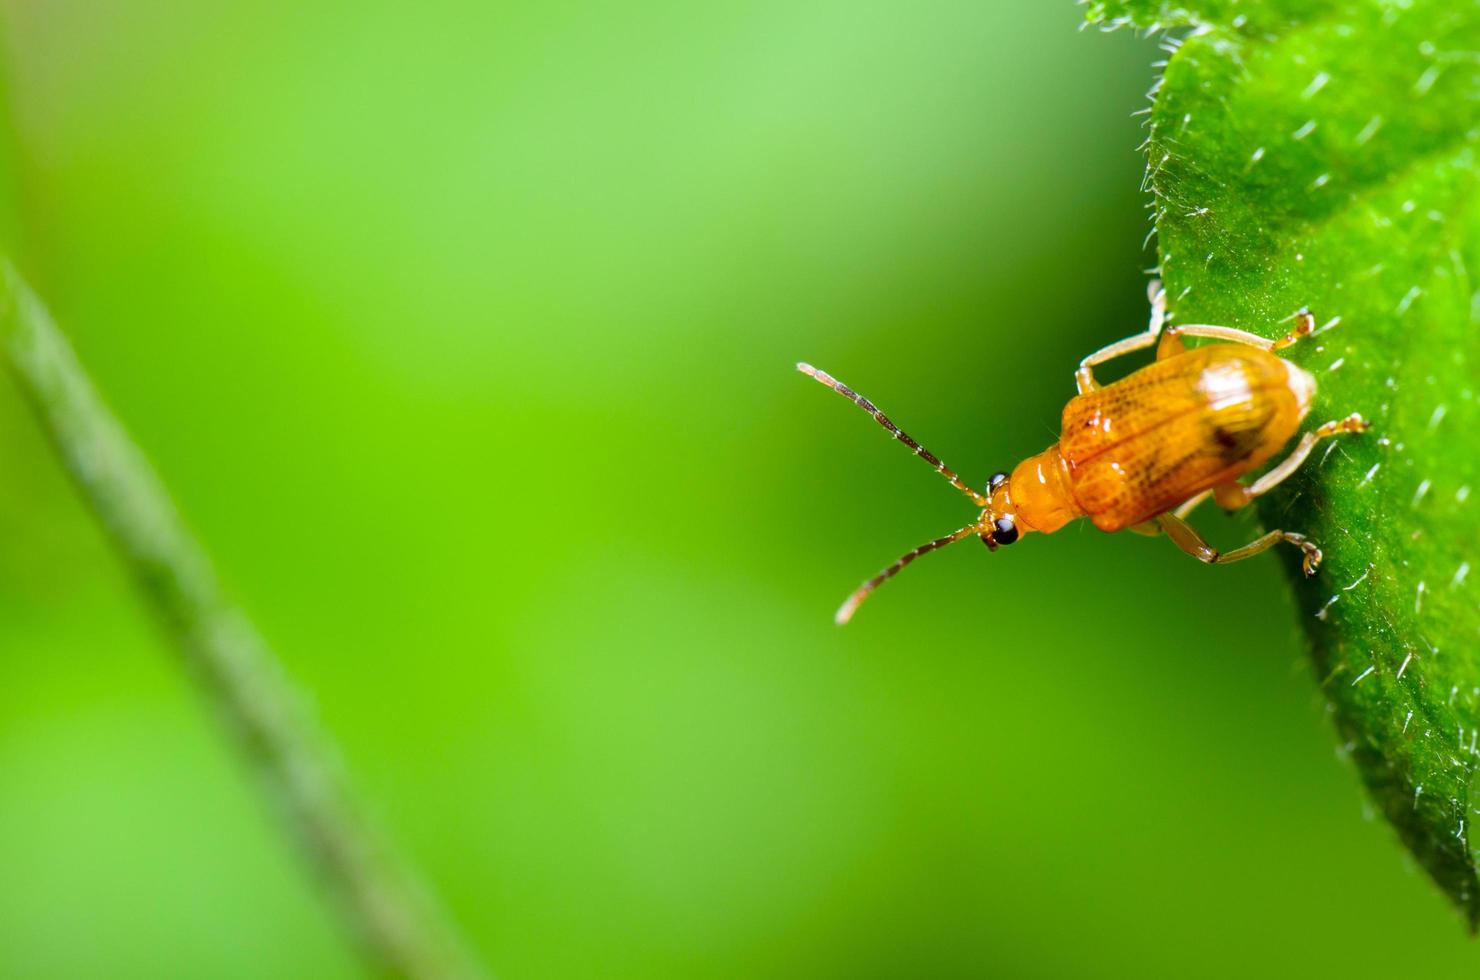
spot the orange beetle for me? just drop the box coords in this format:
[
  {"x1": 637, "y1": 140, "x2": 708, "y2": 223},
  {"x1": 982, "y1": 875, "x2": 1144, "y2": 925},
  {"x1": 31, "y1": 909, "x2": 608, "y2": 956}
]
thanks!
[{"x1": 800, "y1": 282, "x2": 1368, "y2": 623}]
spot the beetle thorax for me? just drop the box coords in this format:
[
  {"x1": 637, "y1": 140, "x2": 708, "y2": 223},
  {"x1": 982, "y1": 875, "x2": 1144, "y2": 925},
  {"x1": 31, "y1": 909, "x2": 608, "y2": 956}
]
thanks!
[{"x1": 998, "y1": 446, "x2": 1082, "y2": 535}]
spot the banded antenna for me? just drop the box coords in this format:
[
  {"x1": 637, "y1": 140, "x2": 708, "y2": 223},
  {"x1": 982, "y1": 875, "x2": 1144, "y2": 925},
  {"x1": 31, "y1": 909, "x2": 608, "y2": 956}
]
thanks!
[
  {"x1": 833, "y1": 524, "x2": 978, "y2": 625},
  {"x1": 796, "y1": 363, "x2": 988, "y2": 507},
  {"x1": 797, "y1": 362, "x2": 989, "y2": 623}
]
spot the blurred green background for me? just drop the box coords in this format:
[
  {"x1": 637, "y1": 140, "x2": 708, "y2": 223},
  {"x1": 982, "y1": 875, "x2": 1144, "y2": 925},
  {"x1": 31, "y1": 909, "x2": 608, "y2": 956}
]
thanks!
[{"x1": 0, "y1": 2, "x2": 1475, "y2": 977}]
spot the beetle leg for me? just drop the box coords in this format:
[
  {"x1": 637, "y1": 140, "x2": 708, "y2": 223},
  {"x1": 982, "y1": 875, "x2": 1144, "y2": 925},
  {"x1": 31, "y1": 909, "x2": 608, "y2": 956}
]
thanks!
[
  {"x1": 1161, "y1": 323, "x2": 1276, "y2": 351},
  {"x1": 1155, "y1": 512, "x2": 1323, "y2": 575},
  {"x1": 1156, "y1": 326, "x2": 1187, "y2": 360},
  {"x1": 1213, "y1": 481, "x2": 1251, "y2": 510},
  {"x1": 1272, "y1": 308, "x2": 1318, "y2": 350},
  {"x1": 1076, "y1": 280, "x2": 1167, "y2": 393},
  {"x1": 1163, "y1": 308, "x2": 1317, "y2": 353},
  {"x1": 1171, "y1": 489, "x2": 1212, "y2": 519},
  {"x1": 1215, "y1": 413, "x2": 1370, "y2": 509}
]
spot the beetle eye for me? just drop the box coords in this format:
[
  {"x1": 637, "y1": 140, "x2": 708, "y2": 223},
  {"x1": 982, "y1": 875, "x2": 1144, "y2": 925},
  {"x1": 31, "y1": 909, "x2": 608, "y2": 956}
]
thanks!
[
  {"x1": 992, "y1": 516, "x2": 1019, "y2": 545},
  {"x1": 988, "y1": 472, "x2": 1009, "y2": 493}
]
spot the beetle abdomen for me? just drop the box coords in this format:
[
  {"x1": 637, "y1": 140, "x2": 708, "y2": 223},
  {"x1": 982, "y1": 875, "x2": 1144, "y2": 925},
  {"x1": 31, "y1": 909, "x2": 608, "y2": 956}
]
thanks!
[{"x1": 1059, "y1": 345, "x2": 1311, "y2": 531}]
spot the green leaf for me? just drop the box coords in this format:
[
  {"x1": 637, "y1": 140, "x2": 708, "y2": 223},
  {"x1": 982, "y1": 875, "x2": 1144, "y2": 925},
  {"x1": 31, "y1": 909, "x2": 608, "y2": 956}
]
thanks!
[
  {"x1": 1084, "y1": 0, "x2": 1339, "y2": 32},
  {"x1": 1091, "y1": 0, "x2": 1480, "y2": 923}
]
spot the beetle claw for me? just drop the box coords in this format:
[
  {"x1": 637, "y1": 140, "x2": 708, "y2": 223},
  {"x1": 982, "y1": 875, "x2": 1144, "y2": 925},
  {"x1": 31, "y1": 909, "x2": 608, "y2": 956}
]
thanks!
[{"x1": 1302, "y1": 548, "x2": 1323, "y2": 576}]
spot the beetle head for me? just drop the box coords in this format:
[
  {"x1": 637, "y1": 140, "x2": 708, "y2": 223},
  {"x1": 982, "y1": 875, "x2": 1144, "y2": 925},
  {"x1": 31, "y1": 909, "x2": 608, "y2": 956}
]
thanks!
[{"x1": 978, "y1": 471, "x2": 1021, "y2": 551}]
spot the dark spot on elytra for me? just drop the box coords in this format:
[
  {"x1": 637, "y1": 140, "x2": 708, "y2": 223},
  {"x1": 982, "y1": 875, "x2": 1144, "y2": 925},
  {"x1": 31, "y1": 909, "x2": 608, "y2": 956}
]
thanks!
[{"x1": 1210, "y1": 422, "x2": 1263, "y2": 461}]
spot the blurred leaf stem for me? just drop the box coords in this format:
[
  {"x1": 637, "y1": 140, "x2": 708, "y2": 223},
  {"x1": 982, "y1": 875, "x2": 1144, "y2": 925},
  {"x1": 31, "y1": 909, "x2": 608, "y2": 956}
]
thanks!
[{"x1": 0, "y1": 262, "x2": 485, "y2": 980}]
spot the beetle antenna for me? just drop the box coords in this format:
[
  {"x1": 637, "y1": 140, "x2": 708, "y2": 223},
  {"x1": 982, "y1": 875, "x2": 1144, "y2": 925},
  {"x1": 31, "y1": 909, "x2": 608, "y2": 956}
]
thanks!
[
  {"x1": 835, "y1": 524, "x2": 979, "y2": 625},
  {"x1": 797, "y1": 363, "x2": 989, "y2": 507}
]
